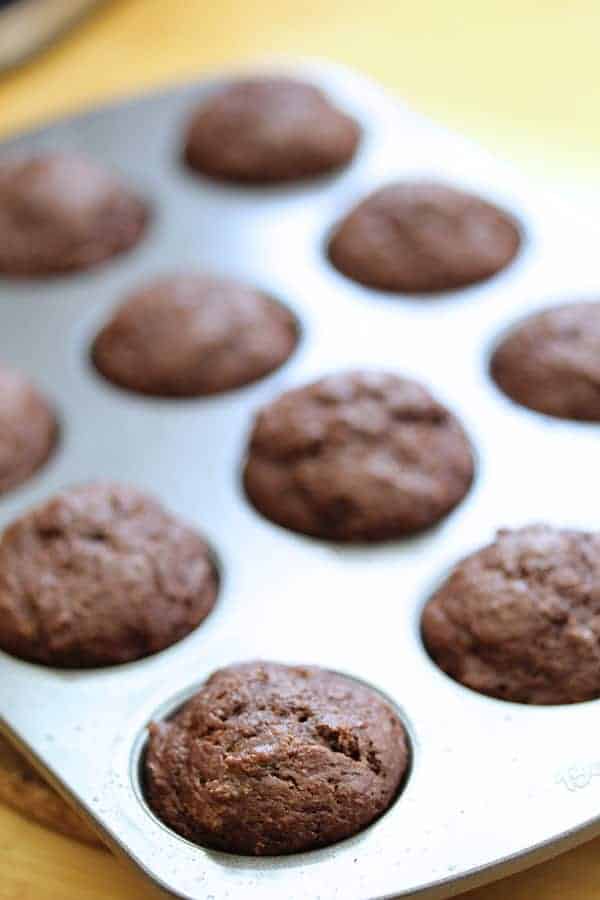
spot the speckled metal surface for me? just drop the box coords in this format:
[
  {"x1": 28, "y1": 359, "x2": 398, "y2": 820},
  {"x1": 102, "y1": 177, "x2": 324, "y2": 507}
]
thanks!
[{"x1": 1, "y1": 63, "x2": 599, "y2": 900}]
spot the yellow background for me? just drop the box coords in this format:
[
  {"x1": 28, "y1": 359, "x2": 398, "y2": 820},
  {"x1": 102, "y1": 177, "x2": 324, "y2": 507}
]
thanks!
[
  {"x1": 1, "y1": 0, "x2": 600, "y2": 179},
  {"x1": 1, "y1": 2, "x2": 600, "y2": 898}
]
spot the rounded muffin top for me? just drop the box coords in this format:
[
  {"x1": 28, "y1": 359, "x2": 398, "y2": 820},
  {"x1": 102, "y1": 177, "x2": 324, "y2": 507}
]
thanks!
[
  {"x1": 145, "y1": 661, "x2": 408, "y2": 855},
  {"x1": 422, "y1": 525, "x2": 600, "y2": 705},
  {"x1": 0, "y1": 363, "x2": 56, "y2": 495},
  {"x1": 244, "y1": 370, "x2": 474, "y2": 541},
  {"x1": 0, "y1": 482, "x2": 217, "y2": 668},
  {"x1": 328, "y1": 180, "x2": 521, "y2": 293},
  {"x1": 0, "y1": 153, "x2": 148, "y2": 276},
  {"x1": 92, "y1": 274, "x2": 298, "y2": 397},
  {"x1": 491, "y1": 301, "x2": 600, "y2": 421},
  {"x1": 184, "y1": 77, "x2": 361, "y2": 183}
]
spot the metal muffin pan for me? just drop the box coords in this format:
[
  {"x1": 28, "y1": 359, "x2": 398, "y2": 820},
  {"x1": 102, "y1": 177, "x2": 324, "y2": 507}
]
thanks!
[{"x1": 1, "y1": 62, "x2": 600, "y2": 900}]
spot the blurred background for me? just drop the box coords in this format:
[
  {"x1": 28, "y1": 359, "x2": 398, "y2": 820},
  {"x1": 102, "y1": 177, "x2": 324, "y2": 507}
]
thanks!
[
  {"x1": 1, "y1": 0, "x2": 599, "y2": 193},
  {"x1": 1, "y1": 3, "x2": 600, "y2": 900}
]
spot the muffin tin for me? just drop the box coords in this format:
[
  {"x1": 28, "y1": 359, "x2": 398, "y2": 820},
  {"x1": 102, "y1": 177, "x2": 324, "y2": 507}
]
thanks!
[{"x1": 1, "y1": 62, "x2": 600, "y2": 899}]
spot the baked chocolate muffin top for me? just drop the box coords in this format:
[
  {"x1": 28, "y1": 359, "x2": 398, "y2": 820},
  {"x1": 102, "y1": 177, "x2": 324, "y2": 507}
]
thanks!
[
  {"x1": 0, "y1": 483, "x2": 217, "y2": 668},
  {"x1": 490, "y1": 301, "x2": 600, "y2": 421},
  {"x1": 243, "y1": 370, "x2": 474, "y2": 542},
  {"x1": 0, "y1": 364, "x2": 56, "y2": 494},
  {"x1": 184, "y1": 77, "x2": 361, "y2": 183},
  {"x1": 422, "y1": 525, "x2": 600, "y2": 705},
  {"x1": 328, "y1": 180, "x2": 521, "y2": 293},
  {"x1": 92, "y1": 274, "x2": 298, "y2": 397},
  {"x1": 145, "y1": 661, "x2": 408, "y2": 855},
  {"x1": 0, "y1": 153, "x2": 147, "y2": 276}
]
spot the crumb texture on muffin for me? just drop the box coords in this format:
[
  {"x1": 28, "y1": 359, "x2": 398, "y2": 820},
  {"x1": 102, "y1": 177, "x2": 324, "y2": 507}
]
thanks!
[
  {"x1": 0, "y1": 482, "x2": 217, "y2": 667},
  {"x1": 0, "y1": 153, "x2": 147, "y2": 276},
  {"x1": 145, "y1": 661, "x2": 408, "y2": 855},
  {"x1": 0, "y1": 363, "x2": 56, "y2": 494},
  {"x1": 491, "y1": 301, "x2": 600, "y2": 420},
  {"x1": 184, "y1": 77, "x2": 361, "y2": 183},
  {"x1": 422, "y1": 525, "x2": 600, "y2": 704},
  {"x1": 328, "y1": 180, "x2": 520, "y2": 293},
  {"x1": 92, "y1": 274, "x2": 298, "y2": 397},
  {"x1": 243, "y1": 370, "x2": 474, "y2": 541}
]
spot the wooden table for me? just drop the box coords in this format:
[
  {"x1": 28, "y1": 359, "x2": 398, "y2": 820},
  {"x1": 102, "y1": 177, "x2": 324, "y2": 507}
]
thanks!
[{"x1": 1, "y1": 2, "x2": 600, "y2": 898}]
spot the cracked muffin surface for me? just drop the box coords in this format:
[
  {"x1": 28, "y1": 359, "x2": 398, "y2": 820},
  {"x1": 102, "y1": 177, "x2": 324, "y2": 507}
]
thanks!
[
  {"x1": 490, "y1": 301, "x2": 600, "y2": 421},
  {"x1": 243, "y1": 370, "x2": 474, "y2": 541},
  {"x1": 422, "y1": 525, "x2": 600, "y2": 704},
  {"x1": 0, "y1": 363, "x2": 56, "y2": 494},
  {"x1": 0, "y1": 482, "x2": 217, "y2": 667},
  {"x1": 328, "y1": 180, "x2": 520, "y2": 293},
  {"x1": 184, "y1": 77, "x2": 361, "y2": 183},
  {"x1": 145, "y1": 661, "x2": 408, "y2": 855}
]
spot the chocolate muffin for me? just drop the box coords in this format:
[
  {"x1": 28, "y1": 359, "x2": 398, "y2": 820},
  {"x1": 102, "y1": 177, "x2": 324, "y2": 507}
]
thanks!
[
  {"x1": 490, "y1": 301, "x2": 600, "y2": 421},
  {"x1": 0, "y1": 483, "x2": 217, "y2": 667},
  {"x1": 0, "y1": 364, "x2": 56, "y2": 494},
  {"x1": 92, "y1": 274, "x2": 298, "y2": 397},
  {"x1": 145, "y1": 661, "x2": 408, "y2": 855},
  {"x1": 0, "y1": 153, "x2": 147, "y2": 276},
  {"x1": 243, "y1": 370, "x2": 474, "y2": 542},
  {"x1": 328, "y1": 181, "x2": 521, "y2": 293},
  {"x1": 184, "y1": 77, "x2": 361, "y2": 183},
  {"x1": 422, "y1": 525, "x2": 600, "y2": 705}
]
